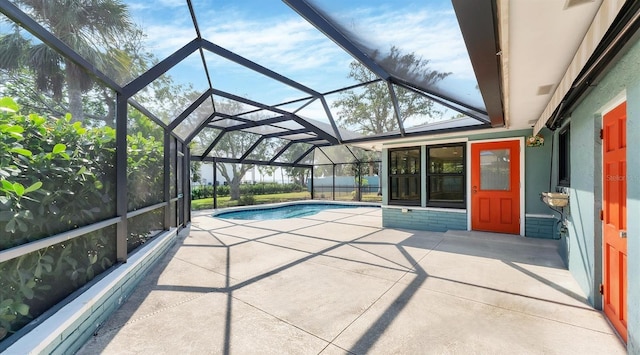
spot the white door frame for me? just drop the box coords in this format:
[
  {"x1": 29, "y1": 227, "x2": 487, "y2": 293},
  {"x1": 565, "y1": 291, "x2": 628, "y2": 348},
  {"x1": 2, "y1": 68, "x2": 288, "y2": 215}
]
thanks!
[{"x1": 466, "y1": 137, "x2": 525, "y2": 236}]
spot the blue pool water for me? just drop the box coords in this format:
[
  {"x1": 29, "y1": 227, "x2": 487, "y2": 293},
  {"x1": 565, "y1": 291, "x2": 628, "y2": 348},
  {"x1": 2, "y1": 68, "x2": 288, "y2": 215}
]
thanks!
[{"x1": 214, "y1": 203, "x2": 366, "y2": 220}]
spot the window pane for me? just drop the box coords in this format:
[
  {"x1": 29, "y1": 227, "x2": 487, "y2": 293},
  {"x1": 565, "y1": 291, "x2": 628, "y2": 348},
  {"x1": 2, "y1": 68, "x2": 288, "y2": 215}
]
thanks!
[
  {"x1": 480, "y1": 149, "x2": 510, "y2": 190},
  {"x1": 429, "y1": 146, "x2": 463, "y2": 173},
  {"x1": 389, "y1": 148, "x2": 421, "y2": 204},
  {"x1": 429, "y1": 176, "x2": 464, "y2": 202},
  {"x1": 390, "y1": 176, "x2": 420, "y2": 201},
  {"x1": 426, "y1": 144, "x2": 465, "y2": 207},
  {"x1": 390, "y1": 149, "x2": 420, "y2": 174}
]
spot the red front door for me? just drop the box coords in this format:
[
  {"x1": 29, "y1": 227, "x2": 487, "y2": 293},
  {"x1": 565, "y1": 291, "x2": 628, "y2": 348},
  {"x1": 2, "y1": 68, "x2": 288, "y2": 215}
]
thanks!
[
  {"x1": 471, "y1": 140, "x2": 520, "y2": 234},
  {"x1": 603, "y1": 101, "x2": 627, "y2": 342}
]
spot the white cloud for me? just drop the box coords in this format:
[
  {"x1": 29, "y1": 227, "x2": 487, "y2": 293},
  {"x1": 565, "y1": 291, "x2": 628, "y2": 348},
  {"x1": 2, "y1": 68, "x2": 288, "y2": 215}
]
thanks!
[
  {"x1": 128, "y1": 0, "x2": 184, "y2": 11},
  {"x1": 340, "y1": 8, "x2": 475, "y2": 79},
  {"x1": 122, "y1": 1, "x2": 479, "y2": 108},
  {"x1": 143, "y1": 24, "x2": 197, "y2": 54},
  {"x1": 199, "y1": 17, "x2": 355, "y2": 89},
  {"x1": 127, "y1": 2, "x2": 149, "y2": 11},
  {"x1": 157, "y1": 0, "x2": 186, "y2": 8}
]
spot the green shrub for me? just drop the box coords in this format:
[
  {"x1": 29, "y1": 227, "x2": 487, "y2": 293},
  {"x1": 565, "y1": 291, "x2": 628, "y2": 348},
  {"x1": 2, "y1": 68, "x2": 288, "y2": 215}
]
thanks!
[
  {"x1": 127, "y1": 131, "x2": 164, "y2": 211},
  {"x1": 0, "y1": 98, "x2": 167, "y2": 341},
  {"x1": 190, "y1": 182, "x2": 304, "y2": 200},
  {"x1": 238, "y1": 194, "x2": 256, "y2": 206},
  {"x1": 0, "y1": 98, "x2": 117, "y2": 249},
  {"x1": 0, "y1": 98, "x2": 119, "y2": 340}
]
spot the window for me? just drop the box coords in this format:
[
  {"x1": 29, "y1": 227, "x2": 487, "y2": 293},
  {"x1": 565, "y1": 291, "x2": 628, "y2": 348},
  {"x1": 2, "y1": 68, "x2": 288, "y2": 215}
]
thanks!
[
  {"x1": 389, "y1": 148, "x2": 421, "y2": 205},
  {"x1": 426, "y1": 144, "x2": 465, "y2": 208},
  {"x1": 558, "y1": 125, "x2": 570, "y2": 186}
]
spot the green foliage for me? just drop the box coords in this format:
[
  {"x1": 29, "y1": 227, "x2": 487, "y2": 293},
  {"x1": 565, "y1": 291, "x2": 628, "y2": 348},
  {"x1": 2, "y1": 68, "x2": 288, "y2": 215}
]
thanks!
[
  {"x1": 124, "y1": 107, "x2": 165, "y2": 252},
  {"x1": 191, "y1": 183, "x2": 305, "y2": 200},
  {"x1": 191, "y1": 191, "x2": 312, "y2": 210},
  {"x1": 190, "y1": 101, "x2": 277, "y2": 201},
  {"x1": 0, "y1": 98, "x2": 118, "y2": 340},
  {"x1": 0, "y1": 98, "x2": 117, "y2": 248},
  {"x1": 190, "y1": 160, "x2": 202, "y2": 184},
  {"x1": 0, "y1": 0, "x2": 133, "y2": 122},
  {"x1": 281, "y1": 144, "x2": 312, "y2": 186},
  {"x1": 333, "y1": 46, "x2": 450, "y2": 135},
  {"x1": 0, "y1": 98, "x2": 165, "y2": 341},
  {"x1": 127, "y1": 131, "x2": 164, "y2": 210},
  {"x1": 238, "y1": 194, "x2": 256, "y2": 206}
]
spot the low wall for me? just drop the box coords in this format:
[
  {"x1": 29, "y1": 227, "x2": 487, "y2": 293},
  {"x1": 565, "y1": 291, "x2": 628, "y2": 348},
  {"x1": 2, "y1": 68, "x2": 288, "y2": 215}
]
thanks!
[
  {"x1": 524, "y1": 215, "x2": 559, "y2": 239},
  {"x1": 382, "y1": 206, "x2": 467, "y2": 232}
]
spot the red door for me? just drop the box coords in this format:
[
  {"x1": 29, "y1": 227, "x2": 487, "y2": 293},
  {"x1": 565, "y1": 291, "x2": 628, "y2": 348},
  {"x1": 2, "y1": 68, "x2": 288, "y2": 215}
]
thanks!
[
  {"x1": 603, "y1": 102, "x2": 627, "y2": 342},
  {"x1": 471, "y1": 140, "x2": 520, "y2": 234}
]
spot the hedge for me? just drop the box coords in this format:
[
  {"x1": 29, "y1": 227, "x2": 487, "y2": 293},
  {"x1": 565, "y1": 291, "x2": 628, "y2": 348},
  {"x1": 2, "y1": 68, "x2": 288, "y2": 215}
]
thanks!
[
  {"x1": 0, "y1": 98, "x2": 164, "y2": 342},
  {"x1": 191, "y1": 182, "x2": 305, "y2": 200}
]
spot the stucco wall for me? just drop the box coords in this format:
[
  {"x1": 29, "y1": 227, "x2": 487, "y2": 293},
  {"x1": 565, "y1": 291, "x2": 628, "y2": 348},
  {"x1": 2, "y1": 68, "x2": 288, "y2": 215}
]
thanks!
[
  {"x1": 557, "y1": 37, "x2": 640, "y2": 351},
  {"x1": 627, "y1": 71, "x2": 640, "y2": 355},
  {"x1": 523, "y1": 128, "x2": 555, "y2": 216},
  {"x1": 564, "y1": 104, "x2": 601, "y2": 306}
]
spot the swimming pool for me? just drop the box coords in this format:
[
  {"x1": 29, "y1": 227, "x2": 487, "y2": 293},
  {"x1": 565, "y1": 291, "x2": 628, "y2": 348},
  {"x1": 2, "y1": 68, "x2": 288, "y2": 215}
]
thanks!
[{"x1": 213, "y1": 202, "x2": 378, "y2": 220}]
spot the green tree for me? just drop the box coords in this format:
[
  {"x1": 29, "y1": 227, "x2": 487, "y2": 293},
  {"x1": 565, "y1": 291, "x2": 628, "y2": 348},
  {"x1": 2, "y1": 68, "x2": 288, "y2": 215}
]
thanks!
[
  {"x1": 332, "y1": 46, "x2": 450, "y2": 135},
  {"x1": 0, "y1": 0, "x2": 133, "y2": 122},
  {"x1": 191, "y1": 100, "x2": 274, "y2": 201},
  {"x1": 282, "y1": 144, "x2": 312, "y2": 186},
  {"x1": 214, "y1": 143, "x2": 257, "y2": 201},
  {"x1": 0, "y1": 97, "x2": 170, "y2": 339},
  {"x1": 190, "y1": 161, "x2": 203, "y2": 185}
]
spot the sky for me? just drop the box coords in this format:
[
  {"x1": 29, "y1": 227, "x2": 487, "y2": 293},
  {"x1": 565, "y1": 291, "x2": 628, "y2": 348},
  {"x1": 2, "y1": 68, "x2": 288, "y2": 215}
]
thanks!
[
  {"x1": 0, "y1": 0, "x2": 483, "y2": 134},
  {"x1": 122, "y1": 0, "x2": 483, "y2": 131}
]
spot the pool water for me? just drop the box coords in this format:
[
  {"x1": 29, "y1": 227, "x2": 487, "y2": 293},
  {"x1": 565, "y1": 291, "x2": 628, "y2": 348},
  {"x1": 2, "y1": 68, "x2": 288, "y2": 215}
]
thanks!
[{"x1": 214, "y1": 203, "x2": 363, "y2": 220}]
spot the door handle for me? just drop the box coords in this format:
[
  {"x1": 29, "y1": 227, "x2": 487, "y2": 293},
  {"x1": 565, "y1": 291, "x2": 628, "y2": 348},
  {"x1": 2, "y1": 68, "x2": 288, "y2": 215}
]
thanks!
[
  {"x1": 619, "y1": 230, "x2": 627, "y2": 238},
  {"x1": 472, "y1": 185, "x2": 478, "y2": 193}
]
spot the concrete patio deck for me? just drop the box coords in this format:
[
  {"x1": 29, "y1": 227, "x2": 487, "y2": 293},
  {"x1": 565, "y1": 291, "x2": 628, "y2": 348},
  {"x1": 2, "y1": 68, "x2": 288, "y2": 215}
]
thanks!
[{"x1": 77, "y1": 207, "x2": 625, "y2": 354}]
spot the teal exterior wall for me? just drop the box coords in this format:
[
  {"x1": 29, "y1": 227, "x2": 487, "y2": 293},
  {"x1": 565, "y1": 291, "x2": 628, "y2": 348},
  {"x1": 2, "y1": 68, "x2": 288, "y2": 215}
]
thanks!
[
  {"x1": 381, "y1": 149, "x2": 388, "y2": 205},
  {"x1": 467, "y1": 129, "x2": 555, "y2": 217},
  {"x1": 381, "y1": 128, "x2": 558, "y2": 237},
  {"x1": 524, "y1": 216, "x2": 557, "y2": 239},
  {"x1": 552, "y1": 38, "x2": 640, "y2": 351},
  {"x1": 523, "y1": 128, "x2": 555, "y2": 216},
  {"x1": 382, "y1": 207, "x2": 467, "y2": 232},
  {"x1": 627, "y1": 68, "x2": 640, "y2": 355}
]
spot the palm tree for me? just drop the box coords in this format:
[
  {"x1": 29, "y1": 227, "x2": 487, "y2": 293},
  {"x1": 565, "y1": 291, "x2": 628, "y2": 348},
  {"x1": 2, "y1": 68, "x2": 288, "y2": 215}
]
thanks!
[{"x1": 0, "y1": 0, "x2": 133, "y2": 122}]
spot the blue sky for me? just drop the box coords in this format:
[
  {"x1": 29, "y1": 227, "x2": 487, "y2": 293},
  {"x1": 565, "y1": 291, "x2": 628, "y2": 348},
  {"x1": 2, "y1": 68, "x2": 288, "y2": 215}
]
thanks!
[
  {"x1": 123, "y1": 0, "x2": 482, "y2": 125},
  {"x1": 0, "y1": 0, "x2": 481, "y2": 130}
]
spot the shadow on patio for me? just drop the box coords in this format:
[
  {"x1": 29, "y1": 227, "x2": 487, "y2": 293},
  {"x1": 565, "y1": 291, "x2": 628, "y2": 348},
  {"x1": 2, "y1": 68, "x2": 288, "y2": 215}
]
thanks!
[{"x1": 77, "y1": 207, "x2": 624, "y2": 354}]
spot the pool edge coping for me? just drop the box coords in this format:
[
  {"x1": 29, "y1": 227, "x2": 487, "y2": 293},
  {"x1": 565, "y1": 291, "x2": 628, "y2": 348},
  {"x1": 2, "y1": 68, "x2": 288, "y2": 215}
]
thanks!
[{"x1": 207, "y1": 200, "x2": 381, "y2": 218}]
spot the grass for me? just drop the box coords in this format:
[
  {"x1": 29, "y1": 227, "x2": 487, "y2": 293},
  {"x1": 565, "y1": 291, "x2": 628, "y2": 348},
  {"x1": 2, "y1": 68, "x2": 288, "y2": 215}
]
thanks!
[{"x1": 190, "y1": 191, "x2": 382, "y2": 210}]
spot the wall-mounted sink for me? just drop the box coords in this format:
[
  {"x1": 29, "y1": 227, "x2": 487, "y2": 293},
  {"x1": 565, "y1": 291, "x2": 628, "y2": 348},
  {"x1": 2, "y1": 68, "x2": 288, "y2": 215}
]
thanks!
[{"x1": 541, "y1": 192, "x2": 569, "y2": 207}]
